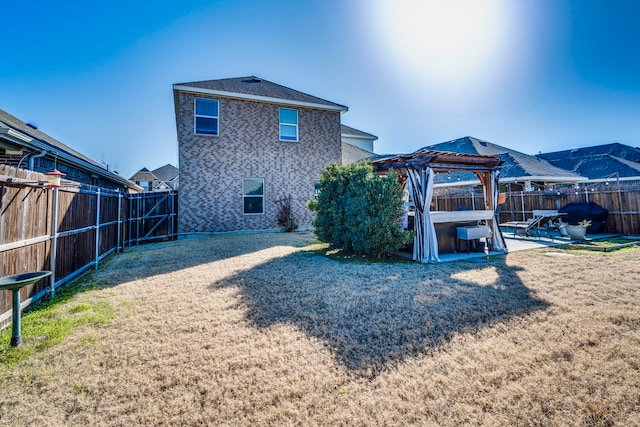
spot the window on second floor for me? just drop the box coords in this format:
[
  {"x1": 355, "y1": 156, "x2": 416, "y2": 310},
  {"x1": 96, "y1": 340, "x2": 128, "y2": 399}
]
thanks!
[
  {"x1": 279, "y1": 108, "x2": 298, "y2": 141},
  {"x1": 194, "y1": 98, "x2": 219, "y2": 136}
]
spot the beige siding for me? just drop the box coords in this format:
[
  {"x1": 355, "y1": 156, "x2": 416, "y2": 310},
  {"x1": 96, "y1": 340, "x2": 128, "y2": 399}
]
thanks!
[{"x1": 177, "y1": 91, "x2": 342, "y2": 233}]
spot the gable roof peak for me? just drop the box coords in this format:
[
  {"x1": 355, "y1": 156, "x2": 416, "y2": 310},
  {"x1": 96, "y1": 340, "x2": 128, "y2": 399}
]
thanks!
[
  {"x1": 242, "y1": 76, "x2": 262, "y2": 83},
  {"x1": 173, "y1": 76, "x2": 348, "y2": 112},
  {"x1": 425, "y1": 136, "x2": 583, "y2": 179},
  {"x1": 152, "y1": 164, "x2": 179, "y2": 181}
]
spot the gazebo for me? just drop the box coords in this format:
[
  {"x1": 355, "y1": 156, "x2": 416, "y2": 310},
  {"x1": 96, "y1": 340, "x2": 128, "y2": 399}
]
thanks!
[{"x1": 370, "y1": 149, "x2": 507, "y2": 263}]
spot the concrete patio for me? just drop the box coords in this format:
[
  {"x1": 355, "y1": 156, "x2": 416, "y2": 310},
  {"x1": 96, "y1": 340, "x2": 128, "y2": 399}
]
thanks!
[{"x1": 437, "y1": 231, "x2": 623, "y2": 263}]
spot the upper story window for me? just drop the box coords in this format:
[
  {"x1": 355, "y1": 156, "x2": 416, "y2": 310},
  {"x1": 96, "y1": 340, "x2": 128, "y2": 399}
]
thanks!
[
  {"x1": 279, "y1": 108, "x2": 298, "y2": 141},
  {"x1": 243, "y1": 178, "x2": 264, "y2": 215},
  {"x1": 194, "y1": 98, "x2": 219, "y2": 136}
]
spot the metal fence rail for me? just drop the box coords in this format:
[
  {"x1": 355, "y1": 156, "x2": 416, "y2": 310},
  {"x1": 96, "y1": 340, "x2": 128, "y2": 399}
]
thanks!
[{"x1": 1, "y1": 165, "x2": 177, "y2": 329}]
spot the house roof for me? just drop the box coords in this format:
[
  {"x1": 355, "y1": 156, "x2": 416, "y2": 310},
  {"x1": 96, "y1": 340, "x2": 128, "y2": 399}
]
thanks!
[
  {"x1": 0, "y1": 108, "x2": 140, "y2": 190},
  {"x1": 130, "y1": 164, "x2": 179, "y2": 183},
  {"x1": 539, "y1": 142, "x2": 640, "y2": 163},
  {"x1": 1, "y1": 109, "x2": 101, "y2": 168},
  {"x1": 152, "y1": 164, "x2": 179, "y2": 182},
  {"x1": 538, "y1": 143, "x2": 640, "y2": 179},
  {"x1": 130, "y1": 168, "x2": 158, "y2": 182},
  {"x1": 341, "y1": 124, "x2": 378, "y2": 140},
  {"x1": 173, "y1": 76, "x2": 348, "y2": 112},
  {"x1": 425, "y1": 137, "x2": 584, "y2": 182}
]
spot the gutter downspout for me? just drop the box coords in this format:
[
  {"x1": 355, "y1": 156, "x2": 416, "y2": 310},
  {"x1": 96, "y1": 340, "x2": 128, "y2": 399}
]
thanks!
[{"x1": 28, "y1": 150, "x2": 47, "y2": 170}]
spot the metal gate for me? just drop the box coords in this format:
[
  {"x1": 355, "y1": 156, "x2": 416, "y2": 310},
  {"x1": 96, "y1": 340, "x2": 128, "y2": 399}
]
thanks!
[{"x1": 126, "y1": 191, "x2": 178, "y2": 245}]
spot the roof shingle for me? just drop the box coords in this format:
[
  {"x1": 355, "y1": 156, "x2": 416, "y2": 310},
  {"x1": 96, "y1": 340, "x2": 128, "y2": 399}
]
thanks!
[
  {"x1": 340, "y1": 124, "x2": 378, "y2": 140},
  {"x1": 0, "y1": 109, "x2": 104, "y2": 170},
  {"x1": 425, "y1": 137, "x2": 582, "y2": 179},
  {"x1": 174, "y1": 76, "x2": 348, "y2": 110},
  {"x1": 538, "y1": 143, "x2": 640, "y2": 179}
]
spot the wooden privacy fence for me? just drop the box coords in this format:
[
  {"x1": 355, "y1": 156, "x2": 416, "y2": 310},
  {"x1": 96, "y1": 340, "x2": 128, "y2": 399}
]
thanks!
[
  {"x1": 435, "y1": 185, "x2": 640, "y2": 235},
  {"x1": 1, "y1": 166, "x2": 177, "y2": 329}
]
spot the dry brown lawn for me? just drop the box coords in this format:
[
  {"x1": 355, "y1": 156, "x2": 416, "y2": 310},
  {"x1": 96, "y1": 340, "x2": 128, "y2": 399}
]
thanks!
[{"x1": 0, "y1": 232, "x2": 639, "y2": 426}]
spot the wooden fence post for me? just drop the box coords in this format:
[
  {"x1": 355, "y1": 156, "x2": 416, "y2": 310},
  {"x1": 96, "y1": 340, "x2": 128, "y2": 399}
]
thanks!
[{"x1": 618, "y1": 188, "x2": 628, "y2": 235}]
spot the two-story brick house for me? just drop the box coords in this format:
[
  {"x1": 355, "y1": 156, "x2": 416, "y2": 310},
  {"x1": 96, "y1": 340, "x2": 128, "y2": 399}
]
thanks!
[{"x1": 173, "y1": 76, "x2": 371, "y2": 233}]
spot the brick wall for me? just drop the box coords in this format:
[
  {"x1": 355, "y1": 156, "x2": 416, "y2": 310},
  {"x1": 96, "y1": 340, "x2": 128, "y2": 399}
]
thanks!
[
  {"x1": 341, "y1": 142, "x2": 374, "y2": 165},
  {"x1": 176, "y1": 91, "x2": 342, "y2": 233}
]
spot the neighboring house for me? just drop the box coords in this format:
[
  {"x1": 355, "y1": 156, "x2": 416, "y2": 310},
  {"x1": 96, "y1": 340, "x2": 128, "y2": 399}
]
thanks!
[
  {"x1": 538, "y1": 143, "x2": 640, "y2": 186},
  {"x1": 130, "y1": 164, "x2": 179, "y2": 191},
  {"x1": 0, "y1": 108, "x2": 141, "y2": 192},
  {"x1": 425, "y1": 136, "x2": 585, "y2": 192},
  {"x1": 152, "y1": 163, "x2": 179, "y2": 190},
  {"x1": 341, "y1": 124, "x2": 377, "y2": 165},
  {"x1": 174, "y1": 76, "x2": 374, "y2": 233}
]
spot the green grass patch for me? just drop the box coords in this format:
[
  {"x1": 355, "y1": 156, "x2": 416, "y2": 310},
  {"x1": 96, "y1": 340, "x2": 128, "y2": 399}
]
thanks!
[
  {"x1": 73, "y1": 382, "x2": 88, "y2": 395},
  {"x1": 589, "y1": 238, "x2": 640, "y2": 246},
  {"x1": 562, "y1": 238, "x2": 640, "y2": 252},
  {"x1": 0, "y1": 277, "x2": 114, "y2": 369},
  {"x1": 69, "y1": 303, "x2": 92, "y2": 314}
]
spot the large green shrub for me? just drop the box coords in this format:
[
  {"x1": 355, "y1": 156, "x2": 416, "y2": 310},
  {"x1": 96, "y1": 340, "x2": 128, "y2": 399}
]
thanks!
[{"x1": 308, "y1": 161, "x2": 414, "y2": 258}]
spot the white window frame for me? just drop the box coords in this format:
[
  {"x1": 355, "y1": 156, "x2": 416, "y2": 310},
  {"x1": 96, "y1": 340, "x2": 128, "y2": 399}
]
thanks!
[
  {"x1": 279, "y1": 107, "x2": 298, "y2": 142},
  {"x1": 194, "y1": 98, "x2": 219, "y2": 136},
  {"x1": 243, "y1": 178, "x2": 265, "y2": 215}
]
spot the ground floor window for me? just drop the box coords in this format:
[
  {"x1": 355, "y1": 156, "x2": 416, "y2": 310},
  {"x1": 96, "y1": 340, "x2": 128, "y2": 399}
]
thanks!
[{"x1": 243, "y1": 178, "x2": 264, "y2": 214}]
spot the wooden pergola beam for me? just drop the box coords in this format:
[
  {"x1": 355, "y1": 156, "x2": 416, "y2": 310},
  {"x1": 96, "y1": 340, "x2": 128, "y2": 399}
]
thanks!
[{"x1": 371, "y1": 149, "x2": 503, "y2": 175}]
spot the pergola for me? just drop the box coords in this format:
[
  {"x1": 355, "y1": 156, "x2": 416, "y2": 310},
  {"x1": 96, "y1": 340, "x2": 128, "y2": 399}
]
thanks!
[{"x1": 370, "y1": 149, "x2": 507, "y2": 263}]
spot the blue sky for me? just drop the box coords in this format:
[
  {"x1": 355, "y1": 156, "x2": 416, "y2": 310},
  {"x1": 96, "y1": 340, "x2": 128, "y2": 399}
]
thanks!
[{"x1": 2, "y1": 0, "x2": 639, "y2": 178}]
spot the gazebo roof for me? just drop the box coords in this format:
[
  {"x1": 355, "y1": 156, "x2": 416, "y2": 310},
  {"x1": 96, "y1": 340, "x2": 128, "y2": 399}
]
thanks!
[{"x1": 370, "y1": 148, "x2": 504, "y2": 173}]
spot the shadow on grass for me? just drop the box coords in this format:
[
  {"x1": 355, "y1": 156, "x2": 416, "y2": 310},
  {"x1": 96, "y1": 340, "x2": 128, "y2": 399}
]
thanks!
[
  {"x1": 209, "y1": 247, "x2": 549, "y2": 377},
  {"x1": 1, "y1": 233, "x2": 313, "y2": 361},
  {"x1": 4, "y1": 232, "x2": 549, "y2": 376}
]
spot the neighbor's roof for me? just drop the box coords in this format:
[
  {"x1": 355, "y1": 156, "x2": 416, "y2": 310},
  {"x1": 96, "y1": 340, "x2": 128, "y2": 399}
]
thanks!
[
  {"x1": 341, "y1": 124, "x2": 378, "y2": 140},
  {"x1": 152, "y1": 164, "x2": 179, "y2": 182},
  {"x1": 130, "y1": 168, "x2": 157, "y2": 182},
  {"x1": 0, "y1": 108, "x2": 140, "y2": 190},
  {"x1": 1, "y1": 109, "x2": 102, "y2": 168},
  {"x1": 425, "y1": 137, "x2": 584, "y2": 181},
  {"x1": 538, "y1": 143, "x2": 640, "y2": 179},
  {"x1": 539, "y1": 143, "x2": 640, "y2": 163},
  {"x1": 173, "y1": 76, "x2": 348, "y2": 111}
]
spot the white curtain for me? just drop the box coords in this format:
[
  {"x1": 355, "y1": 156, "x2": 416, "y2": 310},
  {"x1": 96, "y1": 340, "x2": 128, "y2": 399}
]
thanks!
[
  {"x1": 491, "y1": 170, "x2": 508, "y2": 252},
  {"x1": 422, "y1": 168, "x2": 440, "y2": 263},
  {"x1": 406, "y1": 169, "x2": 423, "y2": 262},
  {"x1": 407, "y1": 168, "x2": 440, "y2": 263}
]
